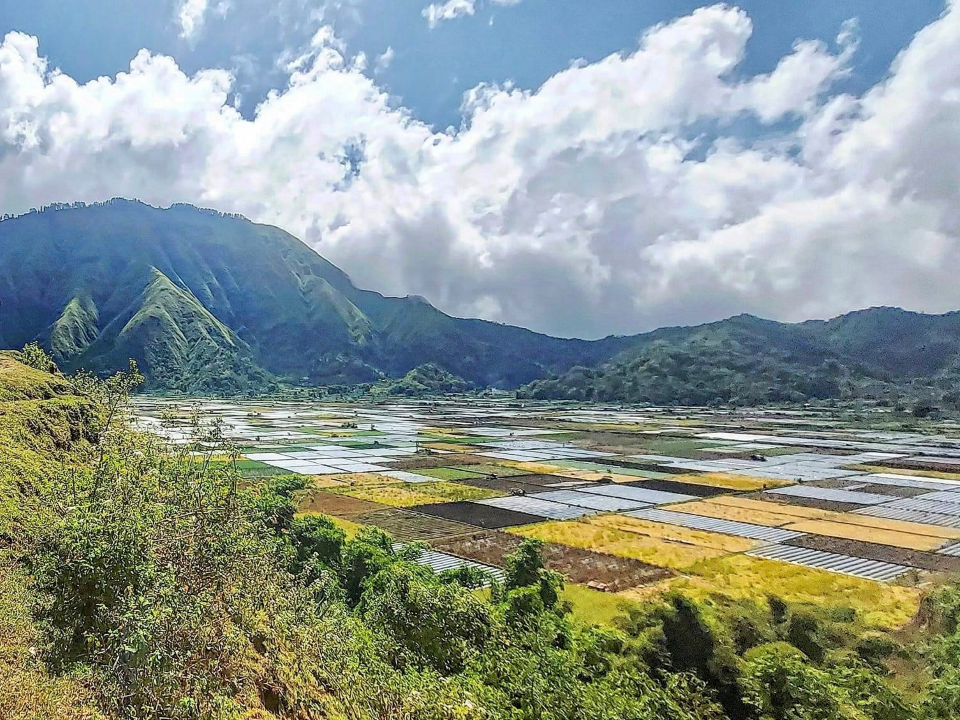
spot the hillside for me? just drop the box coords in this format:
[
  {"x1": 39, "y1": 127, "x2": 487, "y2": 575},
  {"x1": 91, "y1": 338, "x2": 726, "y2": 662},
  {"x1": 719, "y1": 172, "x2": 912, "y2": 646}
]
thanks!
[
  {"x1": 521, "y1": 309, "x2": 960, "y2": 408},
  {"x1": 0, "y1": 201, "x2": 630, "y2": 392}
]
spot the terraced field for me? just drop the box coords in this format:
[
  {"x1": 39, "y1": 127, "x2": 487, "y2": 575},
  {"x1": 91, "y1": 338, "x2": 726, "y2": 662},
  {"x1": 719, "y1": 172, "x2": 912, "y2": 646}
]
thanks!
[{"x1": 135, "y1": 398, "x2": 960, "y2": 616}]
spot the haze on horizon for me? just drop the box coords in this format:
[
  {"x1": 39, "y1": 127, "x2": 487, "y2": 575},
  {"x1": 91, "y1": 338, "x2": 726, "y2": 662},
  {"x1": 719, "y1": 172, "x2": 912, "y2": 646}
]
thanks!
[{"x1": 0, "y1": 0, "x2": 957, "y2": 340}]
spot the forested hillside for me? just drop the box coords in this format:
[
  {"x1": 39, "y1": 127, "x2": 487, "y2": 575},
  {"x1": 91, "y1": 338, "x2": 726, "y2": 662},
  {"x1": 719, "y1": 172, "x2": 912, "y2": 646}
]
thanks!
[
  {"x1": 522, "y1": 309, "x2": 960, "y2": 409},
  {"x1": 0, "y1": 347, "x2": 959, "y2": 720},
  {"x1": 0, "y1": 201, "x2": 629, "y2": 393}
]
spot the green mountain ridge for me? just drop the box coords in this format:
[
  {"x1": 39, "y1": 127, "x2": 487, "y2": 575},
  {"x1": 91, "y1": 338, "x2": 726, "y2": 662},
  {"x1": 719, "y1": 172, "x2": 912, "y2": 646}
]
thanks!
[
  {"x1": 0, "y1": 200, "x2": 630, "y2": 392},
  {"x1": 522, "y1": 308, "x2": 960, "y2": 407},
  {"x1": 3, "y1": 200, "x2": 958, "y2": 402}
]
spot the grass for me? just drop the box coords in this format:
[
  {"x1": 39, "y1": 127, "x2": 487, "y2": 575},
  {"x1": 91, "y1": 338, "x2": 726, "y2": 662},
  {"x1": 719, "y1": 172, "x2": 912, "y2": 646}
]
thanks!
[
  {"x1": 664, "y1": 496, "x2": 835, "y2": 526},
  {"x1": 671, "y1": 472, "x2": 791, "y2": 491},
  {"x1": 0, "y1": 561, "x2": 105, "y2": 720},
  {"x1": 561, "y1": 583, "x2": 639, "y2": 626},
  {"x1": 0, "y1": 353, "x2": 75, "y2": 402},
  {"x1": 475, "y1": 583, "x2": 639, "y2": 627},
  {"x1": 503, "y1": 461, "x2": 579, "y2": 476},
  {"x1": 324, "y1": 515, "x2": 364, "y2": 539},
  {"x1": 508, "y1": 520, "x2": 729, "y2": 570},
  {"x1": 619, "y1": 554, "x2": 922, "y2": 630},
  {"x1": 334, "y1": 485, "x2": 447, "y2": 508},
  {"x1": 333, "y1": 481, "x2": 503, "y2": 508},
  {"x1": 585, "y1": 514, "x2": 757, "y2": 553},
  {"x1": 784, "y1": 518, "x2": 950, "y2": 551}
]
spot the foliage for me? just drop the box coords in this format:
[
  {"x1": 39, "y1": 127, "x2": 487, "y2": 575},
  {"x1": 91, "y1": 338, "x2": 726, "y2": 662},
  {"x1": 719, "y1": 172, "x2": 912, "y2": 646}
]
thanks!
[
  {"x1": 17, "y1": 342, "x2": 60, "y2": 374},
  {"x1": 522, "y1": 308, "x2": 960, "y2": 409},
  {"x1": 4, "y1": 355, "x2": 960, "y2": 719},
  {"x1": 0, "y1": 200, "x2": 630, "y2": 393}
]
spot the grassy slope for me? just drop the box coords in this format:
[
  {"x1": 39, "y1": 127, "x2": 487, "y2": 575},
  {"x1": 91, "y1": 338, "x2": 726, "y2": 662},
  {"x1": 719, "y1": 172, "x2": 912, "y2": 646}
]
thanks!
[{"x1": 0, "y1": 355, "x2": 103, "y2": 719}]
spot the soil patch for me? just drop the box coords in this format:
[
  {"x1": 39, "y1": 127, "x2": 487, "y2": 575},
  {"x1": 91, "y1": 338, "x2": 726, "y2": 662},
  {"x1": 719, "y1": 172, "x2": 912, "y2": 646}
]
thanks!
[
  {"x1": 622, "y1": 478, "x2": 729, "y2": 497},
  {"x1": 352, "y1": 508, "x2": 477, "y2": 542},
  {"x1": 784, "y1": 535, "x2": 960, "y2": 573},
  {"x1": 298, "y1": 490, "x2": 387, "y2": 517},
  {"x1": 754, "y1": 492, "x2": 866, "y2": 513},
  {"x1": 412, "y1": 501, "x2": 546, "y2": 529},
  {"x1": 390, "y1": 454, "x2": 490, "y2": 470},
  {"x1": 431, "y1": 530, "x2": 672, "y2": 592}
]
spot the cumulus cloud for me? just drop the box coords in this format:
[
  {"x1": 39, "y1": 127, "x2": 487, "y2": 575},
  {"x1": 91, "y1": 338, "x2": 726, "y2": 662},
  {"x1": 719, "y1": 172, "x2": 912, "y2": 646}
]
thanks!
[
  {"x1": 423, "y1": 0, "x2": 522, "y2": 29},
  {"x1": 1, "y1": 3, "x2": 959, "y2": 338}
]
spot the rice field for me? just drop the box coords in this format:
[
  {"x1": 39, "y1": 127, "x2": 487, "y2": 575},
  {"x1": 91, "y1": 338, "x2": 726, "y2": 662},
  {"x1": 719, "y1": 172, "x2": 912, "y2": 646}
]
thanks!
[
  {"x1": 585, "y1": 514, "x2": 758, "y2": 553},
  {"x1": 509, "y1": 520, "x2": 730, "y2": 570},
  {"x1": 135, "y1": 397, "x2": 960, "y2": 623},
  {"x1": 623, "y1": 554, "x2": 923, "y2": 629}
]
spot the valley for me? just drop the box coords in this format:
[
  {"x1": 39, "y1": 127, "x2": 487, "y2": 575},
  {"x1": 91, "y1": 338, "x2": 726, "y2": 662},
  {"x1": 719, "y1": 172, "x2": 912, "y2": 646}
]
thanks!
[{"x1": 135, "y1": 396, "x2": 960, "y2": 622}]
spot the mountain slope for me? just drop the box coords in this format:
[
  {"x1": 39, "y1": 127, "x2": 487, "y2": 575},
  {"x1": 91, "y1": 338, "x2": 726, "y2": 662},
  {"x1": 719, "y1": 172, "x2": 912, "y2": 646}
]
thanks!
[
  {"x1": 521, "y1": 309, "x2": 960, "y2": 407},
  {"x1": 0, "y1": 200, "x2": 630, "y2": 391}
]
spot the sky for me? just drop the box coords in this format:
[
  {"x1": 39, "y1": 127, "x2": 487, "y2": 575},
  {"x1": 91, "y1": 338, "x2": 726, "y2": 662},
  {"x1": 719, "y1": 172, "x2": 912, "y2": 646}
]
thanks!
[{"x1": 0, "y1": 0, "x2": 956, "y2": 339}]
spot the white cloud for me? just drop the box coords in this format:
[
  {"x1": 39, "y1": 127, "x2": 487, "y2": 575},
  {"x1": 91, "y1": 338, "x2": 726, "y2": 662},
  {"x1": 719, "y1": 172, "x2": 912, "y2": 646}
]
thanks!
[
  {"x1": 177, "y1": 0, "x2": 231, "y2": 40},
  {"x1": 177, "y1": 0, "x2": 208, "y2": 39},
  {"x1": 1, "y1": 3, "x2": 959, "y2": 338},
  {"x1": 374, "y1": 46, "x2": 395, "y2": 75},
  {"x1": 423, "y1": 0, "x2": 522, "y2": 29}
]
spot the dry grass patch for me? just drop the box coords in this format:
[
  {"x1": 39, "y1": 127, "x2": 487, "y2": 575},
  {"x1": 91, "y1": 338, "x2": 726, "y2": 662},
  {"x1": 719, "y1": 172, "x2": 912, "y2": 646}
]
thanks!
[
  {"x1": 798, "y1": 512, "x2": 960, "y2": 540},
  {"x1": 0, "y1": 563, "x2": 106, "y2": 720},
  {"x1": 784, "y1": 519, "x2": 950, "y2": 551},
  {"x1": 327, "y1": 472, "x2": 400, "y2": 487},
  {"x1": 586, "y1": 514, "x2": 757, "y2": 553},
  {"x1": 670, "y1": 472, "x2": 791, "y2": 491},
  {"x1": 307, "y1": 476, "x2": 349, "y2": 489},
  {"x1": 508, "y1": 520, "x2": 728, "y2": 570},
  {"x1": 619, "y1": 554, "x2": 922, "y2": 629},
  {"x1": 665, "y1": 496, "x2": 835, "y2": 526},
  {"x1": 336, "y1": 480, "x2": 502, "y2": 508},
  {"x1": 501, "y1": 461, "x2": 573, "y2": 476},
  {"x1": 335, "y1": 484, "x2": 446, "y2": 508}
]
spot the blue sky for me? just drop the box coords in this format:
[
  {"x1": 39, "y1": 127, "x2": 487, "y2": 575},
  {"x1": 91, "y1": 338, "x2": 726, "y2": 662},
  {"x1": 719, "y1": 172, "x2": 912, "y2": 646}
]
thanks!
[
  {"x1": 0, "y1": 1, "x2": 957, "y2": 338},
  {"x1": 1, "y1": 0, "x2": 944, "y2": 129}
]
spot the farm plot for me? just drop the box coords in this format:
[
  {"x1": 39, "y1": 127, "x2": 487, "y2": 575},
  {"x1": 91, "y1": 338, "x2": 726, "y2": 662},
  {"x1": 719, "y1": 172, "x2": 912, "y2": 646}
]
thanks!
[
  {"x1": 669, "y1": 472, "x2": 789, "y2": 491},
  {"x1": 509, "y1": 520, "x2": 731, "y2": 570},
  {"x1": 782, "y1": 534, "x2": 960, "y2": 573},
  {"x1": 298, "y1": 490, "x2": 387, "y2": 517},
  {"x1": 351, "y1": 508, "x2": 477, "y2": 542},
  {"x1": 431, "y1": 530, "x2": 672, "y2": 592},
  {"x1": 454, "y1": 475, "x2": 578, "y2": 496},
  {"x1": 413, "y1": 501, "x2": 547, "y2": 529},
  {"x1": 620, "y1": 478, "x2": 731, "y2": 498},
  {"x1": 450, "y1": 464, "x2": 530, "y2": 477},
  {"x1": 335, "y1": 481, "x2": 504, "y2": 508},
  {"x1": 755, "y1": 491, "x2": 866, "y2": 513},
  {"x1": 628, "y1": 554, "x2": 921, "y2": 629},
  {"x1": 783, "y1": 518, "x2": 949, "y2": 551}
]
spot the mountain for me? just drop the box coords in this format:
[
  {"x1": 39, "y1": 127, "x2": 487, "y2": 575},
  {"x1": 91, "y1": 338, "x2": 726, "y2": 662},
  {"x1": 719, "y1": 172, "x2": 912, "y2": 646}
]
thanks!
[
  {"x1": 0, "y1": 200, "x2": 631, "y2": 392},
  {"x1": 3, "y1": 200, "x2": 957, "y2": 403},
  {"x1": 521, "y1": 308, "x2": 960, "y2": 408}
]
